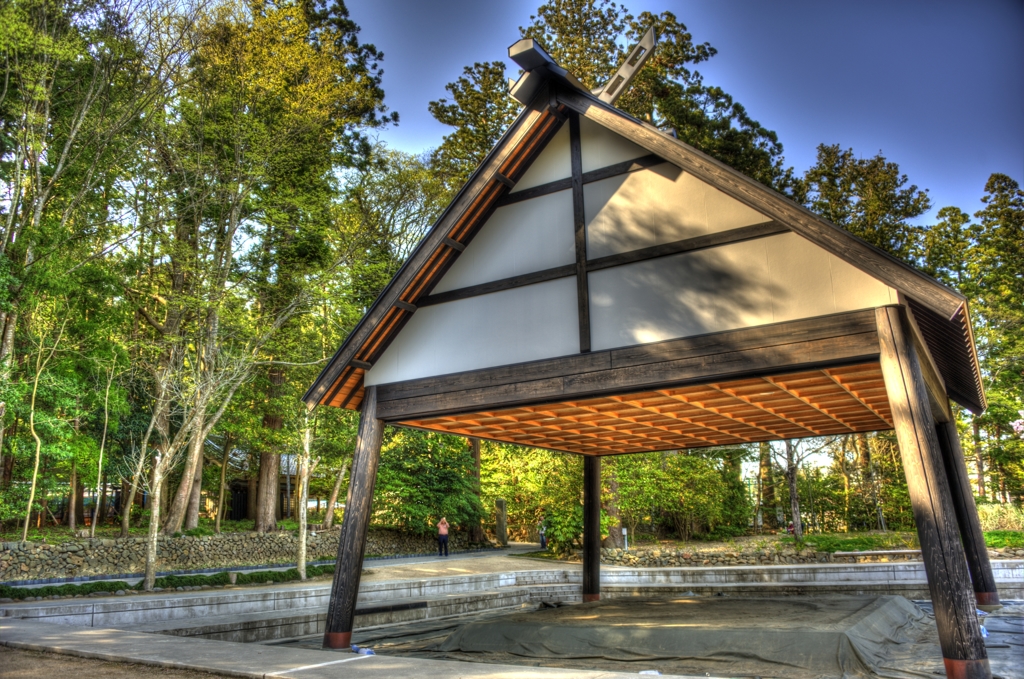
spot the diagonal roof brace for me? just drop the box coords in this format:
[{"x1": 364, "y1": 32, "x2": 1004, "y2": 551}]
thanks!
[{"x1": 594, "y1": 27, "x2": 657, "y2": 104}]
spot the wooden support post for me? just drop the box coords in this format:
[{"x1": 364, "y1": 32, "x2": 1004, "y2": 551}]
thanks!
[
  {"x1": 583, "y1": 455, "x2": 601, "y2": 602},
  {"x1": 935, "y1": 418, "x2": 1001, "y2": 610},
  {"x1": 323, "y1": 386, "x2": 384, "y2": 650},
  {"x1": 876, "y1": 307, "x2": 990, "y2": 679}
]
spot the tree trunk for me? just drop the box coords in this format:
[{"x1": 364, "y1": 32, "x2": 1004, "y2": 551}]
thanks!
[
  {"x1": 785, "y1": 440, "x2": 803, "y2": 540},
  {"x1": 255, "y1": 451, "x2": 279, "y2": 532},
  {"x1": 215, "y1": 435, "x2": 233, "y2": 534},
  {"x1": 759, "y1": 442, "x2": 776, "y2": 529},
  {"x1": 247, "y1": 474, "x2": 258, "y2": 522},
  {"x1": 297, "y1": 420, "x2": 314, "y2": 580},
  {"x1": 285, "y1": 455, "x2": 292, "y2": 520},
  {"x1": 857, "y1": 433, "x2": 885, "y2": 530},
  {"x1": 165, "y1": 423, "x2": 204, "y2": 534},
  {"x1": 144, "y1": 456, "x2": 167, "y2": 591},
  {"x1": 972, "y1": 419, "x2": 985, "y2": 499},
  {"x1": 184, "y1": 442, "x2": 204, "y2": 530},
  {"x1": 467, "y1": 438, "x2": 485, "y2": 543},
  {"x1": 603, "y1": 459, "x2": 624, "y2": 548},
  {"x1": 322, "y1": 462, "x2": 347, "y2": 529},
  {"x1": 97, "y1": 471, "x2": 108, "y2": 525},
  {"x1": 68, "y1": 458, "x2": 78, "y2": 531}
]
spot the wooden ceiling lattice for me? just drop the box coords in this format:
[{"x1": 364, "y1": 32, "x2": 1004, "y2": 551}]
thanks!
[{"x1": 401, "y1": 363, "x2": 893, "y2": 455}]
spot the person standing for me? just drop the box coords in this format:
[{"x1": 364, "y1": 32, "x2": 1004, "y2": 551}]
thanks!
[
  {"x1": 437, "y1": 517, "x2": 449, "y2": 557},
  {"x1": 538, "y1": 519, "x2": 547, "y2": 550}
]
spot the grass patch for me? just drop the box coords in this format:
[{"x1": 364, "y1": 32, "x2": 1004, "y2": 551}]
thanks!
[
  {"x1": 984, "y1": 531, "x2": 1024, "y2": 549},
  {"x1": 510, "y1": 549, "x2": 562, "y2": 561},
  {"x1": 782, "y1": 532, "x2": 919, "y2": 553}
]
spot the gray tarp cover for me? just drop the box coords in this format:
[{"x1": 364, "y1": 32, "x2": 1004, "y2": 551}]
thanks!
[{"x1": 436, "y1": 596, "x2": 938, "y2": 678}]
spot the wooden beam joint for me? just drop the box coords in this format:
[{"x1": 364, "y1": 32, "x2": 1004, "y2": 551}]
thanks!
[{"x1": 443, "y1": 237, "x2": 466, "y2": 252}]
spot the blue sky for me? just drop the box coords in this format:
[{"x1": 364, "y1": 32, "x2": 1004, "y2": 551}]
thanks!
[{"x1": 344, "y1": 0, "x2": 1023, "y2": 223}]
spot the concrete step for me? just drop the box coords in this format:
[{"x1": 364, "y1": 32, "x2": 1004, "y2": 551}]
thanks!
[
  {"x1": 4, "y1": 561, "x2": 1020, "y2": 633},
  {"x1": 127, "y1": 589, "x2": 539, "y2": 643}
]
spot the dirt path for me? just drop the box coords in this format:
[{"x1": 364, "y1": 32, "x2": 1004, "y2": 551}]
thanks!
[{"x1": 4, "y1": 648, "x2": 237, "y2": 679}]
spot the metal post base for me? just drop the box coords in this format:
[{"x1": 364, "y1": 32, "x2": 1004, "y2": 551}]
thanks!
[
  {"x1": 943, "y1": 658, "x2": 991, "y2": 679},
  {"x1": 323, "y1": 631, "x2": 352, "y2": 649}
]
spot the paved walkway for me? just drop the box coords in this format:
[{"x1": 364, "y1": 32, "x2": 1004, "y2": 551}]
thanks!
[{"x1": 0, "y1": 617, "x2": 699, "y2": 679}]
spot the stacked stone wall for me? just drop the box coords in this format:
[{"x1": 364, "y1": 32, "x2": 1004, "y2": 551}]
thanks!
[
  {"x1": 0, "y1": 528, "x2": 469, "y2": 582},
  {"x1": 600, "y1": 545, "x2": 1024, "y2": 567}
]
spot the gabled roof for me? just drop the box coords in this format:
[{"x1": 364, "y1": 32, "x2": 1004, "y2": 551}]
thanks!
[{"x1": 304, "y1": 44, "x2": 985, "y2": 415}]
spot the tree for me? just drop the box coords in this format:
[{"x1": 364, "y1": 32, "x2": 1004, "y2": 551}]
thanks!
[
  {"x1": 797, "y1": 144, "x2": 931, "y2": 263},
  {"x1": 429, "y1": 0, "x2": 792, "y2": 194}
]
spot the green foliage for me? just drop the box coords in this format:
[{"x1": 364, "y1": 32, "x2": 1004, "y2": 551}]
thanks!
[
  {"x1": 0, "y1": 581, "x2": 135, "y2": 600},
  {"x1": 373, "y1": 429, "x2": 483, "y2": 535},
  {"x1": 797, "y1": 144, "x2": 931, "y2": 263},
  {"x1": 781, "y1": 532, "x2": 919, "y2": 554},
  {"x1": 983, "y1": 531, "x2": 1024, "y2": 549}
]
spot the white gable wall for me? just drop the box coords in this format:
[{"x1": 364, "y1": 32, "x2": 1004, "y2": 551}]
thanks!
[
  {"x1": 579, "y1": 116, "x2": 649, "y2": 171},
  {"x1": 364, "y1": 119, "x2": 900, "y2": 386},
  {"x1": 364, "y1": 277, "x2": 579, "y2": 386},
  {"x1": 432, "y1": 190, "x2": 574, "y2": 293},
  {"x1": 585, "y1": 164, "x2": 770, "y2": 259},
  {"x1": 589, "y1": 231, "x2": 897, "y2": 351},
  {"x1": 510, "y1": 125, "x2": 571, "y2": 191}
]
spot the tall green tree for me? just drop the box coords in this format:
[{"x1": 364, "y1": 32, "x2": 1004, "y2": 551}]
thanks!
[
  {"x1": 797, "y1": 144, "x2": 931, "y2": 263},
  {"x1": 429, "y1": 0, "x2": 791, "y2": 193}
]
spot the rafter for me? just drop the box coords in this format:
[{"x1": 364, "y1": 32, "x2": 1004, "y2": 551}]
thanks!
[
  {"x1": 756, "y1": 378, "x2": 857, "y2": 432},
  {"x1": 822, "y1": 369, "x2": 893, "y2": 427},
  {"x1": 656, "y1": 390, "x2": 791, "y2": 441},
  {"x1": 705, "y1": 383, "x2": 824, "y2": 437}
]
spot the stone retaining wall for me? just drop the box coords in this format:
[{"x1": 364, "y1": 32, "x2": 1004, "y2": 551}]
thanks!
[{"x1": 0, "y1": 528, "x2": 470, "y2": 582}]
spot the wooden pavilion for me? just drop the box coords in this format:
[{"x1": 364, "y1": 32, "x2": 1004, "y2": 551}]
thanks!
[{"x1": 304, "y1": 36, "x2": 997, "y2": 679}]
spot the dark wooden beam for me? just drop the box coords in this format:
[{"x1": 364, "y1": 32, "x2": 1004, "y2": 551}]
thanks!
[
  {"x1": 350, "y1": 359, "x2": 372, "y2": 371},
  {"x1": 442, "y1": 237, "x2": 466, "y2": 252},
  {"x1": 935, "y1": 417, "x2": 1001, "y2": 611},
  {"x1": 494, "y1": 172, "x2": 516, "y2": 188},
  {"x1": 876, "y1": 307, "x2": 989, "y2": 678},
  {"x1": 417, "y1": 222, "x2": 789, "y2": 308},
  {"x1": 418, "y1": 264, "x2": 576, "y2": 308},
  {"x1": 587, "y1": 221, "x2": 788, "y2": 272},
  {"x1": 393, "y1": 300, "x2": 417, "y2": 313},
  {"x1": 582, "y1": 455, "x2": 601, "y2": 602},
  {"x1": 323, "y1": 386, "x2": 384, "y2": 649},
  {"x1": 569, "y1": 112, "x2": 591, "y2": 353},
  {"x1": 555, "y1": 88, "x2": 966, "y2": 319},
  {"x1": 377, "y1": 310, "x2": 880, "y2": 420},
  {"x1": 496, "y1": 153, "x2": 663, "y2": 207}
]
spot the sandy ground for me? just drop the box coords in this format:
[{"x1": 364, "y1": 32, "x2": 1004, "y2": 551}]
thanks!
[
  {"x1": 4, "y1": 648, "x2": 237, "y2": 679},
  {"x1": 359, "y1": 552, "x2": 575, "y2": 583}
]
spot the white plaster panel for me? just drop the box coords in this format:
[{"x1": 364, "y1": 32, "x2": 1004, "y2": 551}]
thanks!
[
  {"x1": 828, "y1": 252, "x2": 899, "y2": 309},
  {"x1": 579, "y1": 116, "x2": 650, "y2": 172},
  {"x1": 511, "y1": 125, "x2": 571, "y2": 191},
  {"x1": 589, "y1": 238, "x2": 772, "y2": 351},
  {"x1": 365, "y1": 277, "x2": 579, "y2": 385},
  {"x1": 764, "y1": 232, "x2": 837, "y2": 323},
  {"x1": 432, "y1": 191, "x2": 575, "y2": 293},
  {"x1": 584, "y1": 166, "x2": 769, "y2": 259},
  {"x1": 591, "y1": 232, "x2": 899, "y2": 352}
]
